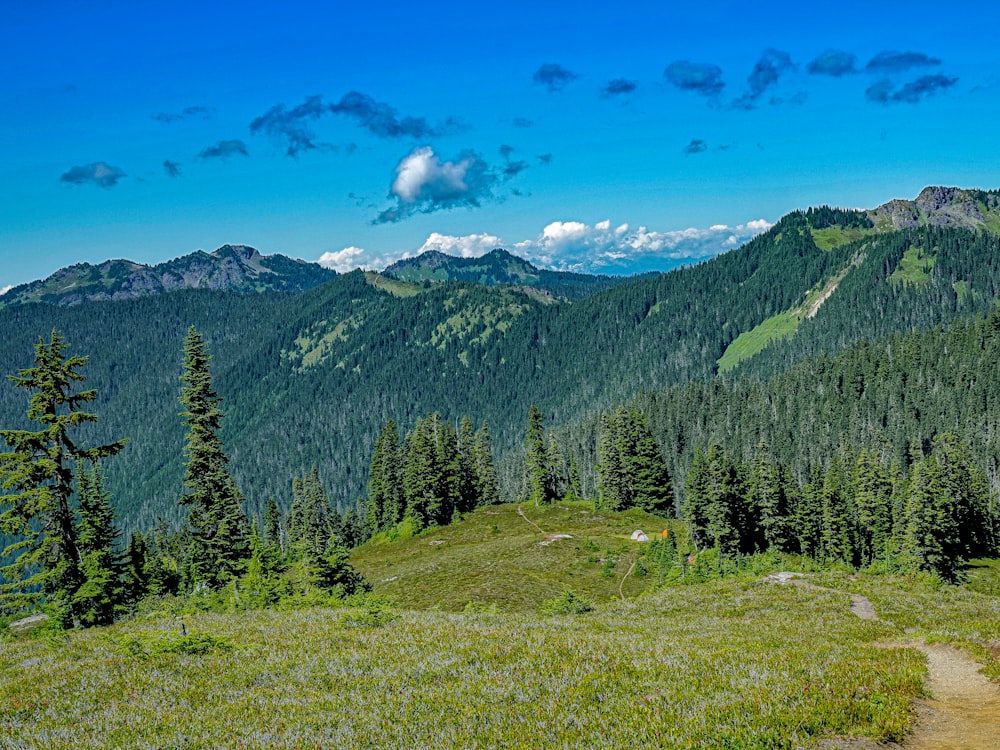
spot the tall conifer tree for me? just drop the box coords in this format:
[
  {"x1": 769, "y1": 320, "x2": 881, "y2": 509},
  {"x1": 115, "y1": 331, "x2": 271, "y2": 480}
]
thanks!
[
  {"x1": 178, "y1": 326, "x2": 249, "y2": 586},
  {"x1": 0, "y1": 330, "x2": 125, "y2": 623}
]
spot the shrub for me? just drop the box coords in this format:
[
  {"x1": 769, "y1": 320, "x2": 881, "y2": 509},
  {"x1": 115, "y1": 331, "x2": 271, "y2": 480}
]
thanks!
[{"x1": 542, "y1": 588, "x2": 594, "y2": 615}]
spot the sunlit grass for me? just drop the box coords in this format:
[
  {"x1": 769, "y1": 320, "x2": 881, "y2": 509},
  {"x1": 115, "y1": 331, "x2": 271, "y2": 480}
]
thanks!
[
  {"x1": 351, "y1": 502, "x2": 675, "y2": 612},
  {"x1": 0, "y1": 579, "x2": 924, "y2": 749}
]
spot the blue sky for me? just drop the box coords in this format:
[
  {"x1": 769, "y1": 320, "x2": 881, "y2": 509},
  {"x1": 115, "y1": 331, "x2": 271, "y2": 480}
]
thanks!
[{"x1": 2, "y1": 0, "x2": 999, "y2": 290}]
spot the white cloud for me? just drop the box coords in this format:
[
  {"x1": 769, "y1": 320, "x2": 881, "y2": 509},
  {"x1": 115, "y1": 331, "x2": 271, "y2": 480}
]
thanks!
[
  {"x1": 375, "y1": 146, "x2": 500, "y2": 223},
  {"x1": 519, "y1": 217, "x2": 774, "y2": 272},
  {"x1": 0, "y1": 285, "x2": 12, "y2": 296},
  {"x1": 318, "y1": 246, "x2": 369, "y2": 273},
  {"x1": 323, "y1": 215, "x2": 774, "y2": 277},
  {"x1": 418, "y1": 232, "x2": 502, "y2": 258},
  {"x1": 392, "y1": 146, "x2": 473, "y2": 204}
]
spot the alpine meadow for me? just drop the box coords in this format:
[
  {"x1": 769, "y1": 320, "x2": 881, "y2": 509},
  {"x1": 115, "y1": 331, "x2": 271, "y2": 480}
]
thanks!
[{"x1": 5, "y1": 3, "x2": 1000, "y2": 746}]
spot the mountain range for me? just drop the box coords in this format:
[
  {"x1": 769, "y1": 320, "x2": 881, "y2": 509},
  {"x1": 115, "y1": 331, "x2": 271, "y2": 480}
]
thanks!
[
  {"x1": 0, "y1": 245, "x2": 336, "y2": 307},
  {"x1": 2, "y1": 185, "x2": 1000, "y2": 532}
]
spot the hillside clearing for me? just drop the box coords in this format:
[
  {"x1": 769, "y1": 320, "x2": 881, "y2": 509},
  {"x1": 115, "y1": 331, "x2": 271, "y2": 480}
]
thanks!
[{"x1": 351, "y1": 502, "x2": 673, "y2": 612}]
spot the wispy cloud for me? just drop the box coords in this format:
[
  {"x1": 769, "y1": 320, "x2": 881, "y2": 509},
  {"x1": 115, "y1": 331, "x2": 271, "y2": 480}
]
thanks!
[
  {"x1": 498, "y1": 144, "x2": 528, "y2": 177},
  {"x1": 331, "y1": 91, "x2": 461, "y2": 139},
  {"x1": 250, "y1": 95, "x2": 330, "y2": 156},
  {"x1": 603, "y1": 78, "x2": 637, "y2": 97},
  {"x1": 865, "y1": 50, "x2": 941, "y2": 74},
  {"x1": 807, "y1": 50, "x2": 857, "y2": 77},
  {"x1": 163, "y1": 160, "x2": 181, "y2": 177},
  {"x1": 866, "y1": 74, "x2": 958, "y2": 104},
  {"x1": 533, "y1": 63, "x2": 579, "y2": 92},
  {"x1": 732, "y1": 49, "x2": 794, "y2": 110},
  {"x1": 664, "y1": 61, "x2": 725, "y2": 96},
  {"x1": 329, "y1": 217, "x2": 774, "y2": 274},
  {"x1": 152, "y1": 105, "x2": 213, "y2": 124},
  {"x1": 513, "y1": 117, "x2": 534, "y2": 128},
  {"x1": 0, "y1": 285, "x2": 13, "y2": 296},
  {"x1": 375, "y1": 146, "x2": 501, "y2": 223},
  {"x1": 198, "y1": 139, "x2": 249, "y2": 160},
  {"x1": 683, "y1": 139, "x2": 708, "y2": 155},
  {"x1": 60, "y1": 162, "x2": 126, "y2": 188}
]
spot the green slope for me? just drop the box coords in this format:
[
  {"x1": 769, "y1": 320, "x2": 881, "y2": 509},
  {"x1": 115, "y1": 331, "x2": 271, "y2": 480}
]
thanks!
[{"x1": 351, "y1": 501, "x2": 676, "y2": 612}]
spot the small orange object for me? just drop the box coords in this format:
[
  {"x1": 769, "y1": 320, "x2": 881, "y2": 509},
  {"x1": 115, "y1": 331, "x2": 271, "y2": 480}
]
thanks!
[{"x1": 661, "y1": 529, "x2": 669, "y2": 538}]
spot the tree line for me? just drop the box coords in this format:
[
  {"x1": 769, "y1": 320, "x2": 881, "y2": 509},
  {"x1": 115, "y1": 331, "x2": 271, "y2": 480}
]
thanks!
[{"x1": 0, "y1": 327, "x2": 367, "y2": 626}]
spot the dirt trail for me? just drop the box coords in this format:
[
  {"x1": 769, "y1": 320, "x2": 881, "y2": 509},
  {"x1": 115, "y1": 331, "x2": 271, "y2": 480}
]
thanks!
[
  {"x1": 618, "y1": 559, "x2": 636, "y2": 600},
  {"x1": 766, "y1": 572, "x2": 1000, "y2": 749},
  {"x1": 904, "y1": 641, "x2": 1000, "y2": 749},
  {"x1": 516, "y1": 504, "x2": 545, "y2": 534}
]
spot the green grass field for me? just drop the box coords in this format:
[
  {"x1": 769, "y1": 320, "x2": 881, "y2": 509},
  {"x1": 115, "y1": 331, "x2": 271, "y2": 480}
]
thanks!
[
  {"x1": 889, "y1": 246, "x2": 936, "y2": 285},
  {"x1": 0, "y1": 579, "x2": 923, "y2": 749},
  {"x1": 3, "y1": 504, "x2": 998, "y2": 748},
  {"x1": 717, "y1": 309, "x2": 801, "y2": 373},
  {"x1": 810, "y1": 226, "x2": 875, "y2": 251},
  {"x1": 352, "y1": 502, "x2": 675, "y2": 611}
]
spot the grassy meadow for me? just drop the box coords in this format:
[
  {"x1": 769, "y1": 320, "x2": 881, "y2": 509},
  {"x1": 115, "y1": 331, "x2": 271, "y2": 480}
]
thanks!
[
  {"x1": 3, "y1": 503, "x2": 999, "y2": 748},
  {"x1": 1, "y1": 580, "x2": 922, "y2": 749},
  {"x1": 351, "y1": 501, "x2": 677, "y2": 611}
]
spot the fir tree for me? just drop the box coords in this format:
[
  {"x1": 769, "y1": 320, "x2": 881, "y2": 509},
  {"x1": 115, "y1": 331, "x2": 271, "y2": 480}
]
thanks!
[
  {"x1": 365, "y1": 419, "x2": 405, "y2": 536},
  {"x1": 72, "y1": 462, "x2": 123, "y2": 626},
  {"x1": 287, "y1": 468, "x2": 332, "y2": 554},
  {"x1": 122, "y1": 530, "x2": 149, "y2": 604},
  {"x1": 472, "y1": 422, "x2": 501, "y2": 507},
  {"x1": 178, "y1": 326, "x2": 249, "y2": 587},
  {"x1": 365, "y1": 420, "x2": 404, "y2": 536},
  {"x1": 598, "y1": 408, "x2": 671, "y2": 513},
  {"x1": 853, "y1": 448, "x2": 895, "y2": 566},
  {"x1": 524, "y1": 405, "x2": 556, "y2": 505},
  {"x1": 262, "y1": 497, "x2": 283, "y2": 555},
  {"x1": 0, "y1": 330, "x2": 126, "y2": 623}
]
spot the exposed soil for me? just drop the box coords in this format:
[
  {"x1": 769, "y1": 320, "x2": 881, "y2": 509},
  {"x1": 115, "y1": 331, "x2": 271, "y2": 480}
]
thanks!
[
  {"x1": 516, "y1": 504, "x2": 545, "y2": 534},
  {"x1": 904, "y1": 641, "x2": 1000, "y2": 749},
  {"x1": 767, "y1": 572, "x2": 1000, "y2": 749}
]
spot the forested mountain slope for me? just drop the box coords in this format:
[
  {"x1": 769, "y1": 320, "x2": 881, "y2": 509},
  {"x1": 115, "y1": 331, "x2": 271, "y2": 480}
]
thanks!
[
  {"x1": 383, "y1": 247, "x2": 645, "y2": 300},
  {"x1": 2, "y1": 187, "x2": 1000, "y2": 531},
  {"x1": 559, "y1": 310, "x2": 1000, "y2": 506}
]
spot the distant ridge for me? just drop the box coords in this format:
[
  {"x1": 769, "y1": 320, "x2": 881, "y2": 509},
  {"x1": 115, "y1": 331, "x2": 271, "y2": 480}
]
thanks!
[
  {"x1": 1, "y1": 245, "x2": 336, "y2": 307},
  {"x1": 868, "y1": 186, "x2": 1000, "y2": 232},
  {"x1": 383, "y1": 247, "x2": 651, "y2": 300}
]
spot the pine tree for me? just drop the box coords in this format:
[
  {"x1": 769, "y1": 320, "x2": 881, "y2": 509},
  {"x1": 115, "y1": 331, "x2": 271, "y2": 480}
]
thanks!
[
  {"x1": 287, "y1": 467, "x2": 332, "y2": 554},
  {"x1": 0, "y1": 330, "x2": 126, "y2": 623},
  {"x1": 472, "y1": 422, "x2": 501, "y2": 507},
  {"x1": 122, "y1": 530, "x2": 149, "y2": 604},
  {"x1": 178, "y1": 326, "x2": 249, "y2": 587},
  {"x1": 853, "y1": 448, "x2": 894, "y2": 566},
  {"x1": 72, "y1": 462, "x2": 123, "y2": 626},
  {"x1": 365, "y1": 420, "x2": 404, "y2": 536},
  {"x1": 524, "y1": 406, "x2": 555, "y2": 505},
  {"x1": 262, "y1": 497, "x2": 283, "y2": 555}
]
